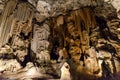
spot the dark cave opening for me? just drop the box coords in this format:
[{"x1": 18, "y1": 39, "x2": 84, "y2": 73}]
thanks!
[
  {"x1": 20, "y1": 32, "x2": 31, "y2": 40},
  {"x1": 95, "y1": 16, "x2": 120, "y2": 43},
  {"x1": 50, "y1": 38, "x2": 59, "y2": 60},
  {"x1": 22, "y1": 44, "x2": 31, "y2": 67},
  {"x1": 95, "y1": 16, "x2": 110, "y2": 40}
]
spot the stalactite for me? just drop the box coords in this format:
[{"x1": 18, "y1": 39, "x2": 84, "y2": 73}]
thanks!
[
  {"x1": 0, "y1": 0, "x2": 34, "y2": 47},
  {"x1": 0, "y1": 0, "x2": 17, "y2": 47}
]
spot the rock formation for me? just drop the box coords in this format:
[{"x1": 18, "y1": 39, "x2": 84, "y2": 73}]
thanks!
[{"x1": 0, "y1": 0, "x2": 120, "y2": 80}]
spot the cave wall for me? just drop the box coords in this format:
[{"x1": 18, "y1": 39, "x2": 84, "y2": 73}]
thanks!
[{"x1": 0, "y1": 0, "x2": 120, "y2": 80}]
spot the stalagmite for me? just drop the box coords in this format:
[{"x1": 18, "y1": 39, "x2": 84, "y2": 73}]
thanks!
[{"x1": 60, "y1": 62, "x2": 71, "y2": 80}]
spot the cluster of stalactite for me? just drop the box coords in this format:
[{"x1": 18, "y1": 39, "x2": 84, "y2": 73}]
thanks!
[
  {"x1": 49, "y1": 4, "x2": 120, "y2": 80},
  {"x1": 50, "y1": 7, "x2": 96, "y2": 61},
  {"x1": 50, "y1": 7, "x2": 99, "y2": 80},
  {"x1": 0, "y1": 0, "x2": 57, "y2": 79},
  {"x1": 0, "y1": 0, "x2": 120, "y2": 80},
  {"x1": 0, "y1": 0, "x2": 36, "y2": 79}
]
